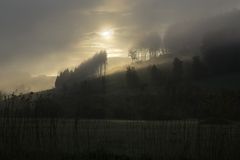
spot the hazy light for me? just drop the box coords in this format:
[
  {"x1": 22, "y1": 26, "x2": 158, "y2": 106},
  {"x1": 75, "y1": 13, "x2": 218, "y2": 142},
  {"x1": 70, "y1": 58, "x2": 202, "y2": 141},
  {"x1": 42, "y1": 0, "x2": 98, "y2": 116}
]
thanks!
[{"x1": 100, "y1": 29, "x2": 114, "y2": 39}]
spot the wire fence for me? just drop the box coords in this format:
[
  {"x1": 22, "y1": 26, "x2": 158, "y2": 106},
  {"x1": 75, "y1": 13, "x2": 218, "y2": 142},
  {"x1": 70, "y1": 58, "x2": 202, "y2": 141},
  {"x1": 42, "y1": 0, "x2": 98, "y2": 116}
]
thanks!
[{"x1": 0, "y1": 118, "x2": 239, "y2": 160}]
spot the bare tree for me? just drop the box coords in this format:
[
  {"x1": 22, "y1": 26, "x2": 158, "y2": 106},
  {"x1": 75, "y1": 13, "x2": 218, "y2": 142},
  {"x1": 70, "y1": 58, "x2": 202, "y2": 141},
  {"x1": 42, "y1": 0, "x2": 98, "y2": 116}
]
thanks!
[
  {"x1": 128, "y1": 49, "x2": 138, "y2": 62},
  {"x1": 130, "y1": 32, "x2": 163, "y2": 61}
]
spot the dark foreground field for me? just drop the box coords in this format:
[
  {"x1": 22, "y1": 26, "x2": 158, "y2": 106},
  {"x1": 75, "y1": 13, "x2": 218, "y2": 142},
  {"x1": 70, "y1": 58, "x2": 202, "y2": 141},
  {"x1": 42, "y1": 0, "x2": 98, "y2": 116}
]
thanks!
[{"x1": 0, "y1": 118, "x2": 239, "y2": 160}]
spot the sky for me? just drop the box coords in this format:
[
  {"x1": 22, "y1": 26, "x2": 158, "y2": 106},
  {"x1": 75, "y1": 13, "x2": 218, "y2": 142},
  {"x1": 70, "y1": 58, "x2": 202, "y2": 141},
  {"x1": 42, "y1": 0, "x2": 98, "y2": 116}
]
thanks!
[{"x1": 0, "y1": 0, "x2": 239, "y2": 92}]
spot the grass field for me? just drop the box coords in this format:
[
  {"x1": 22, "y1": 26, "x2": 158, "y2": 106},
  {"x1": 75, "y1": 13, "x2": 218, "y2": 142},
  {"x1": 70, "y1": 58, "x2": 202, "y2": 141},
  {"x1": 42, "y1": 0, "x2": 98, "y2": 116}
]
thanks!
[{"x1": 0, "y1": 118, "x2": 239, "y2": 160}]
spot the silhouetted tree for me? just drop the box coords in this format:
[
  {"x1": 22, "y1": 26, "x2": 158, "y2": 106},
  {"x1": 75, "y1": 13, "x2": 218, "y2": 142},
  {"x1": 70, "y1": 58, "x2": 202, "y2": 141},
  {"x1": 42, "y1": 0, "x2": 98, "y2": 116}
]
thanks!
[
  {"x1": 130, "y1": 32, "x2": 163, "y2": 61},
  {"x1": 55, "y1": 51, "x2": 107, "y2": 90},
  {"x1": 128, "y1": 49, "x2": 138, "y2": 62},
  {"x1": 146, "y1": 33, "x2": 163, "y2": 58},
  {"x1": 55, "y1": 69, "x2": 72, "y2": 89},
  {"x1": 0, "y1": 91, "x2": 4, "y2": 101},
  {"x1": 73, "y1": 50, "x2": 107, "y2": 79},
  {"x1": 126, "y1": 66, "x2": 140, "y2": 88},
  {"x1": 172, "y1": 58, "x2": 183, "y2": 82},
  {"x1": 150, "y1": 65, "x2": 162, "y2": 85},
  {"x1": 192, "y1": 56, "x2": 207, "y2": 80}
]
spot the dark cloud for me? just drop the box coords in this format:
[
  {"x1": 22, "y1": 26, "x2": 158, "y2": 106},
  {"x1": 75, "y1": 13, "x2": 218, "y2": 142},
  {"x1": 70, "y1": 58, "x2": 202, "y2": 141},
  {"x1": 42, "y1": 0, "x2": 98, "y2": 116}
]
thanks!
[
  {"x1": 0, "y1": 0, "x2": 239, "y2": 91},
  {"x1": 164, "y1": 10, "x2": 240, "y2": 55}
]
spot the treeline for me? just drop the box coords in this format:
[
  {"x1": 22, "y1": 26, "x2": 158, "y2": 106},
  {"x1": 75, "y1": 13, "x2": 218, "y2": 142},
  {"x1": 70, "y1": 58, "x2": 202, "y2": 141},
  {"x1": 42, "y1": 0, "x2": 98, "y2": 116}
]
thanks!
[
  {"x1": 108, "y1": 57, "x2": 240, "y2": 120},
  {"x1": 128, "y1": 32, "x2": 165, "y2": 62},
  {"x1": 55, "y1": 50, "x2": 107, "y2": 91},
  {"x1": 1, "y1": 54, "x2": 240, "y2": 120}
]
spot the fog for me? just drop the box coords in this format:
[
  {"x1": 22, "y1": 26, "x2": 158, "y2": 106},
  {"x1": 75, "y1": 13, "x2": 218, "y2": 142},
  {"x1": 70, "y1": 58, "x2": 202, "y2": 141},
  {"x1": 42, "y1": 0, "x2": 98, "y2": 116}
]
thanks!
[
  {"x1": 0, "y1": 0, "x2": 239, "y2": 92},
  {"x1": 0, "y1": 71, "x2": 55, "y2": 93},
  {"x1": 164, "y1": 10, "x2": 240, "y2": 55}
]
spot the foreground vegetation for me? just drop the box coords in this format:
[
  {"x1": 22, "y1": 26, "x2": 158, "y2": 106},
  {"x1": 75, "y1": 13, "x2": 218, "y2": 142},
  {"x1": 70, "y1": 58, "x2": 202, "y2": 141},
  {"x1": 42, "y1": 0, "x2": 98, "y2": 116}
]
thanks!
[{"x1": 0, "y1": 117, "x2": 238, "y2": 160}]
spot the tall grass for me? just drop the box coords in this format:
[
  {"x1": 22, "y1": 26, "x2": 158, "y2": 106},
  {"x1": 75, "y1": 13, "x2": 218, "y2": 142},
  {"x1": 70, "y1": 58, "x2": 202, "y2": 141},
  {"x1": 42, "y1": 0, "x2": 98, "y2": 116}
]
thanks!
[
  {"x1": 0, "y1": 93, "x2": 239, "y2": 160},
  {"x1": 0, "y1": 116, "x2": 238, "y2": 160}
]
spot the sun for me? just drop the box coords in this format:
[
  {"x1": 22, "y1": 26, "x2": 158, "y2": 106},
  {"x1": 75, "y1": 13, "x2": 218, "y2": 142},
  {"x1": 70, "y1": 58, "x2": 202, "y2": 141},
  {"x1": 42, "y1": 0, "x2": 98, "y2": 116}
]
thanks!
[{"x1": 100, "y1": 29, "x2": 114, "y2": 39}]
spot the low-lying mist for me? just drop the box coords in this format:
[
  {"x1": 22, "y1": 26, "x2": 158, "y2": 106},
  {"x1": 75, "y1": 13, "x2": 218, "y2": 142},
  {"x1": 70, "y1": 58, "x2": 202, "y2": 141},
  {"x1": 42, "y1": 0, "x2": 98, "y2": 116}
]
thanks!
[{"x1": 0, "y1": 71, "x2": 55, "y2": 93}]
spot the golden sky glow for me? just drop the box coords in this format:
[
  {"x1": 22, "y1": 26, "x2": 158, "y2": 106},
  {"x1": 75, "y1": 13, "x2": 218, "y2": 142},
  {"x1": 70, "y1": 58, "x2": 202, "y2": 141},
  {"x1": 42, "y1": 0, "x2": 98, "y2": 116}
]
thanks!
[{"x1": 100, "y1": 29, "x2": 114, "y2": 39}]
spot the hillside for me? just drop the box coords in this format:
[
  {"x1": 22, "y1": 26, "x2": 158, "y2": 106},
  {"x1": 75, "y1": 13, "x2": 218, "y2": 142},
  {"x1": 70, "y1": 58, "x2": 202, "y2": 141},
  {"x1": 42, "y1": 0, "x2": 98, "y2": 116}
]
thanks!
[
  {"x1": 1, "y1": 51, "x2": 240, "y2": 121},
  {"x1": 195, "y1": 73, "x2": 240, "y2": 90}
]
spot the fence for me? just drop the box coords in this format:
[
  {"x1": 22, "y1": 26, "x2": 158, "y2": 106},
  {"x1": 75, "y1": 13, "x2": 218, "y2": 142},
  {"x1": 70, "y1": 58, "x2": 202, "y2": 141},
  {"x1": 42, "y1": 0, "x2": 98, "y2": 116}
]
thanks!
[{"x1": 0, "y1": 118, "x2": 239, "y2": 160}]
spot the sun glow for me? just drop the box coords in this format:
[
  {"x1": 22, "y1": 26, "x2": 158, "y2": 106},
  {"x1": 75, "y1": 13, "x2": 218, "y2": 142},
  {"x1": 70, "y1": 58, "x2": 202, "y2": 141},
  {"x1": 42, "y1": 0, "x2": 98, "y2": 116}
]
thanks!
[{"x1": 100, "y1": 29, "x2": 114, "y2": 39}]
